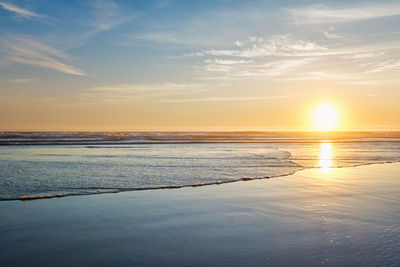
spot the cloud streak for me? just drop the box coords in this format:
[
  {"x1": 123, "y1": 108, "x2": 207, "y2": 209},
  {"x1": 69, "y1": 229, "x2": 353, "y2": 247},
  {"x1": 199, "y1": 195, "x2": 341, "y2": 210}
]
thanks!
[
  {"x1": 8, "y1": 78, "x2": 37, "y2": 83},
  {"x1": 189, "y1": 30, "x2": 400, "y2": 81},
  {"x1": 0, "y1": 36, "x2": 86, "y2": 76},
  {"x1": 193, "y1": 35, "x2": 323, "y2": 80},
  {"x1": 287, "y1": 3, "x2": 400, "y2": 24},
  {"x1": 365, "y1": 60, "x2": 400, "y2": 73},
  {"x1": 164, "y1": 94, "x2": 302, "y2": 103},
  {"x1": 202, "y1": 58, "x2": 316, "y2": 80},
  {"x1": 77, "y1": 82, "x2": 205, "y2": 101},
  {"x1": 85, "y1": 0, "x2": 130, "y2": 34},
  {"x1": 0, "y1": 1, "x2": 42, "y2": 18},
  {"x1": 200, "y1": 35, "x2": 328, "y2": 58}
]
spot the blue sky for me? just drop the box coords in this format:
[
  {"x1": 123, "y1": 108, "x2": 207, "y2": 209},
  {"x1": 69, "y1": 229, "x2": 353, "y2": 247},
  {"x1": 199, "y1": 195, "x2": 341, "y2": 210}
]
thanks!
[{"x1": 1, "y1": 0, "x2": 400, "y2": 130}]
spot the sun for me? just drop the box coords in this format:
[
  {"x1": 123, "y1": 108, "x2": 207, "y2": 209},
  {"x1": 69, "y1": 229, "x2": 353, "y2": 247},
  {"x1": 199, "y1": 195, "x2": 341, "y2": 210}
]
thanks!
[{"x1": 313, "y1": 103, "x2": 339, "y2": 131}]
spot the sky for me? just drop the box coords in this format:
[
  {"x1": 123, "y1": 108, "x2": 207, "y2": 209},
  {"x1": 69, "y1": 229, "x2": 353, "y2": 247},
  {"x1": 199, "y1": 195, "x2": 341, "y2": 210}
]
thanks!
[{"x1": 0, "y1": 0, "x2": 399, "y2": 131}]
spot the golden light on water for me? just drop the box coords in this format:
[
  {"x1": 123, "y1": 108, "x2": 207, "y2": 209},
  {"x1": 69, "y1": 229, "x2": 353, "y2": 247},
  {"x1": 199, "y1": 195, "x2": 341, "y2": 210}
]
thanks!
[
  {"x1": 313, "y1": 104, "x2": 339, "y2": 131},
  {"x1": 318, "y1": 142, "x2": 333, "y2": 173}
]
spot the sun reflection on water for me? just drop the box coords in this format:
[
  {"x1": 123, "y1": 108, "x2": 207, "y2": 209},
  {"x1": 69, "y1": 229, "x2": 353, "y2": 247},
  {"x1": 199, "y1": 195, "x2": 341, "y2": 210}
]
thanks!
[{"x1": 318, "y1": 142, "x2": 333, "y2": 173}]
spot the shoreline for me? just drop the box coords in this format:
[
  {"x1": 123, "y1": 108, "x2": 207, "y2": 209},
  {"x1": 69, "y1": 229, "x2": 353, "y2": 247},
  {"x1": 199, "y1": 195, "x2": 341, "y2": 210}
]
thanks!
[{"x1": 3, "y1": 160, "x2": 400, "y2": 202}]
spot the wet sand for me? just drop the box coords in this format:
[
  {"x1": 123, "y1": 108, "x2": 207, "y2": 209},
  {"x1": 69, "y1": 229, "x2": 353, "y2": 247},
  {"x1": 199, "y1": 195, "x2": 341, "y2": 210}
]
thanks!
[{"x1": 1, "y1": 163, "x2": 399, "y2": 266}]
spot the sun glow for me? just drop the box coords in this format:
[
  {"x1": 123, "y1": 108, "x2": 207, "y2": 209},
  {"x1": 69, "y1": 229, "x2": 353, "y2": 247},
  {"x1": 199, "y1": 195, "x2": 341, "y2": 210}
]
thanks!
[{"x1": 313, "y1": 103, "x2": 339, "y2": 131}]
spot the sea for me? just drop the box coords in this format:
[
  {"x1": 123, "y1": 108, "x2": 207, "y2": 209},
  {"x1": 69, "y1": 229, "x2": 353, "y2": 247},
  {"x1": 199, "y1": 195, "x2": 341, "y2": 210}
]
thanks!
[{"x1": 1, "y1": 131, "x2": 400, "y2": 200}]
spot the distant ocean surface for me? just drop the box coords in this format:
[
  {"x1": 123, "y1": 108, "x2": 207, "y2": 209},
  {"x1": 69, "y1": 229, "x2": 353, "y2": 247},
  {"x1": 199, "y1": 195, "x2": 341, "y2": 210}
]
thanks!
[{"x1": 1, "y1": 131, "x2": 400, "y2": 200}]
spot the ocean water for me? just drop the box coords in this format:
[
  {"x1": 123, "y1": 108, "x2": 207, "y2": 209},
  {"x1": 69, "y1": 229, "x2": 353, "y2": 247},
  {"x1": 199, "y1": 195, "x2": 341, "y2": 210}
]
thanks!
[{"x1": 1, "y1": 131, "x2": 400, "y2": 200}]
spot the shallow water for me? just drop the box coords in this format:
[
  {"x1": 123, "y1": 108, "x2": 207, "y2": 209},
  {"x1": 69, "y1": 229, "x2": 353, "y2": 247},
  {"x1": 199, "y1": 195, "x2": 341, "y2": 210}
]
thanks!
[
  {"x1": 1, "y1": 132, "x2": 400, "y2": 200},
  {"x1": 0, "y1": 163, "x2": 399, "y2": 266}
]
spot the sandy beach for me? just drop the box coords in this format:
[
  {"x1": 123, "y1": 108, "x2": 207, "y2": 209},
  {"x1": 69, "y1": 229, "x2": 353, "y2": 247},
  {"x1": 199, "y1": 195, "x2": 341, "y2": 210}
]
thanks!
[{"x1": 1, "y1": 162, "x2": 399, "y2": 266}]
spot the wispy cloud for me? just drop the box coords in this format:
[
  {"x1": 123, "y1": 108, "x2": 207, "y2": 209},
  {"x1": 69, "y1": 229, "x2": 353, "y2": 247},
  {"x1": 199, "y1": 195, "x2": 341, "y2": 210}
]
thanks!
[
  {"x1": 204, "y1": 59, "x2": 253, "y2": 65},
  {"x1": 188, "y1": 29, "x2": 400, "y2": 81},
  {"x1": 86, "y1": 0, "x2": 129, "y2": 32},
  {"x1": 323, "y1": 27, "x2": 343, "y2": 39},
  {"x1": 343, "y1": 52, "x2": 385, "y2": 59},
  {"x1": 78, "y1": 82, "x2": 205, "y2": 101},
  {"x1": 129, "y1": 32, "x2": 192, "y2": 45},
  {"x1": 286, "y1": 71, "x2": 356, "y2": 82},
  {"x1": 8, "y1": 78, "x2": 37, "y2": 83},
  {"x1": 0, "y1": 36, "x2": 86, "y2": 76},
  {"x1": 364, "y1": 92, "x2": 400, "y2": 97},
  {"x1": 0, "y1": 1, "x2": 42, "y2": 18},
  {"x1": 164, "y1": 94, "x2": 302, "y2": 103},
  {"x1": 287, "y1": 3, "x2": 400, "y2": 24},
  {"x1": 200, "y1": 35, "x2": 328, "y2": 58},
  {"x1": 202, "y1": 58, "x2": 316, "y2": 80},
  {"x1": 365, "y1": 60, "x2": 400, "y2": 73},
  {"x1": 192, "y1": 35, "x2": 324, "y2": 80},
  {"x1": 55, "y1": 0, "x2": 131, "y2": 50}
]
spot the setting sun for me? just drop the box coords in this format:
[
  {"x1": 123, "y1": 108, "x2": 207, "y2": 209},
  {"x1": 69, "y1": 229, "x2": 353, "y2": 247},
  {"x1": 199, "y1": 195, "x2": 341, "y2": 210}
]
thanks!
[{"x1": 313, "y1": 104, "x2": 339, "y2": 131}]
